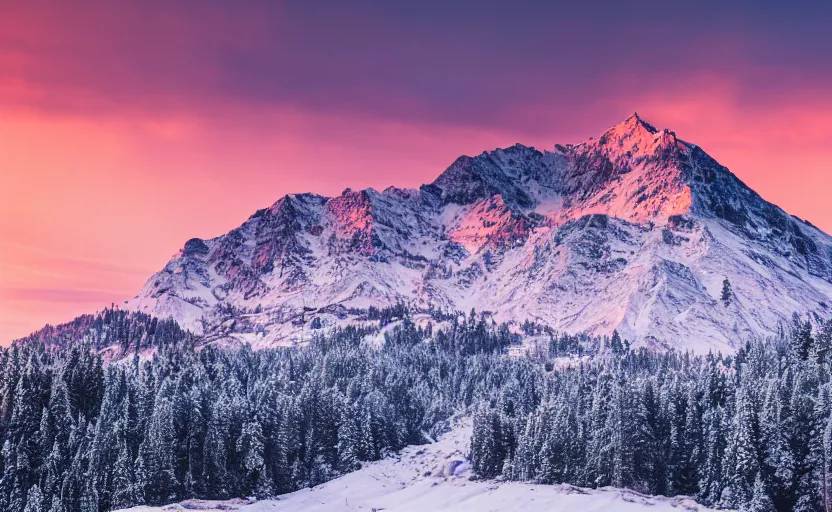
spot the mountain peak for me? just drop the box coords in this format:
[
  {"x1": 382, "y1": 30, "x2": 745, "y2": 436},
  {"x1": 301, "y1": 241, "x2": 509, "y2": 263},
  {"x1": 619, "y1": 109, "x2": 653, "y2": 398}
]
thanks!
[
  {"x1": 587, "y1": 113, "x2": 691, "y2": 165},
  {"x1": 608, "y1": 112, "x2": 659, "y2": 138}
]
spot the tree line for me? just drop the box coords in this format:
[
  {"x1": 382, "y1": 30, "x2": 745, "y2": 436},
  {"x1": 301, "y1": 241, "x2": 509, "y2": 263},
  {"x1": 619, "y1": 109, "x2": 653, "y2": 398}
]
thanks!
[{"x1": 3, "y1": 308, "x2": 832, "y2": 511}]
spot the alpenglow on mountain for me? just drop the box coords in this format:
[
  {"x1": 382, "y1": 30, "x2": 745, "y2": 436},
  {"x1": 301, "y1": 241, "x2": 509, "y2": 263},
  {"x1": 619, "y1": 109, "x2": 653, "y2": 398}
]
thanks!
[{"x1": 125, "y1": 114, "x2": 832, "y2": 353}]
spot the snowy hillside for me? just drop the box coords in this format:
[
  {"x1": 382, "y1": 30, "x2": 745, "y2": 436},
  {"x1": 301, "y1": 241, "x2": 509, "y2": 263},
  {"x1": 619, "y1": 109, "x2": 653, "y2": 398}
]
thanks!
[
  {"x1": 125, "y1": 113, "x2": 832, "y2": 353},
  {"x1": 115, "y1": 421, "x2": 720, "y2": 512}
]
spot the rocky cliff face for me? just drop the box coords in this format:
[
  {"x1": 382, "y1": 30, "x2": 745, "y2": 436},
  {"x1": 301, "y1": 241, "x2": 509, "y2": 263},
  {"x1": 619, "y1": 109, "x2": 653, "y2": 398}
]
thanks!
[{"x1": 125, "y1": 114, "x2": 832, "y2": 352}]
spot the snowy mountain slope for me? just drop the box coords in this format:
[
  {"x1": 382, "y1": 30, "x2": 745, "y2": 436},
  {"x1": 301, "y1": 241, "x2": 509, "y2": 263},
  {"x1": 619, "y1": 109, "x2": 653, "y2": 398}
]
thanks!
[
  {"x1": 125, "y1": 113, "x2": 832, "y2": 352},
  {"x1": 114, "y1": 420, "x2": 720, "y2": 512}
]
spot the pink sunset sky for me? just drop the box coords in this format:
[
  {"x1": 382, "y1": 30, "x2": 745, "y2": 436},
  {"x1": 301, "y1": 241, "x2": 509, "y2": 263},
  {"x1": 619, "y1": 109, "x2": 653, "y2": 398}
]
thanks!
[{"x1": 1, "y1": 1, "x2": 832, "y2": 341}]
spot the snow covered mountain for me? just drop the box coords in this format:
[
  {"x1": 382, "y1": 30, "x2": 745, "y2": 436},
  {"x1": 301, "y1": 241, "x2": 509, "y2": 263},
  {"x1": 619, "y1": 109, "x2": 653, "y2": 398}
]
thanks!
[{"x1": 125, "y1": 114, "x2": 832, "y2": 353}]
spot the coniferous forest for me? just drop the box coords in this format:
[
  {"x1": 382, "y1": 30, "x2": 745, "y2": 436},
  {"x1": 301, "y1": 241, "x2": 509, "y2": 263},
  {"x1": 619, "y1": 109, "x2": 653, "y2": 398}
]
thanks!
[{"x1": 1, "y1": 309, "x2": 831, "y2": 512}]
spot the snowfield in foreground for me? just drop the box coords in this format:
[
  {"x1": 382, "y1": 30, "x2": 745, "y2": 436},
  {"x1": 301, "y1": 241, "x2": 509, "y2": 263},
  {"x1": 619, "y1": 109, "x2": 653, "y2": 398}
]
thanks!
[{"x1": 116, "y1": 420, "x2": 721, "y2": 512}]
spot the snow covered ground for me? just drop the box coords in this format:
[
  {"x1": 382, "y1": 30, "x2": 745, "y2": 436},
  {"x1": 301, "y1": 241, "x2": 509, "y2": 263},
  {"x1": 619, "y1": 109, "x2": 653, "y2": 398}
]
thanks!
[{"x1": 116, "y1": 419, "x2": 721, "y2": 512}]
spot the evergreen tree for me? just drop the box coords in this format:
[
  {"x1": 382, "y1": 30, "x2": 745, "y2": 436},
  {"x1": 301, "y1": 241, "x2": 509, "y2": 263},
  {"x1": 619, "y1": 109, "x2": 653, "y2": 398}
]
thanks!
[
  {"x1": 720, "y1": 386, "x2": 759, "y2": 508},
  {"x1": 721, "y1": 278, "x2": 733, "y2": 307},
  {"x1": 610, "y1": 331, "x2": 624, "y2": 354},
  {"x1": 22, "y1": 484, "x2": 43, "y2": 512},
  {"x1": 47, "y1": 495, "x2": 64, "y2": 512},
  {"x1": 790, "y1": 315, "x2": 815, "y2": 362},
  {"x1": 336, "y1": 402, "x2": 361, "y2": 473},
  {"x1": 236, "y1": 420, "x2": 266, "y2": 496},
  {"x1": 744, "y1": 473, "x2": 774, "y2": 512},
  {"x1": 110, "y1": 439, "x2": 136, "y2": 509}
]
